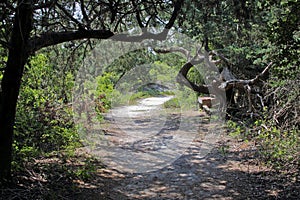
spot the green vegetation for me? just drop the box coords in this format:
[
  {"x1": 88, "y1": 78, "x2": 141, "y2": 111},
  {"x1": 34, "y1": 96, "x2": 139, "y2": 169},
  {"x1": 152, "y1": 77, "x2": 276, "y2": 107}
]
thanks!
[
  {"x1": 0, "y1": 0, "x2": 299, "y2": 191},
  {"x1": 13, "y1": 53, "x2": 81, "y2": 171},
  {"x1": 258, "y1": 123, "x2": 299, "y2": 170},
  {"x1": 163, "y1": 97, "x2": 180, "y2": 108}
]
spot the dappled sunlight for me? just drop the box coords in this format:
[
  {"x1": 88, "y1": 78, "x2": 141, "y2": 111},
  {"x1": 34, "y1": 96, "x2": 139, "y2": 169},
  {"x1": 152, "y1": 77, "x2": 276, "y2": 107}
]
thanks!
[{"x1": 77, "y1": 137, "x2": 299, "y2": 199}]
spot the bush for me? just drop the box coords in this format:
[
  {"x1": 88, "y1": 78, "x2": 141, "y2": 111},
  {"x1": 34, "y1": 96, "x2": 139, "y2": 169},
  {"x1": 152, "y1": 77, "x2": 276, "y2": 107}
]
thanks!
[
  {"x1": 13, "y1": 54, "x2": 80, "y2": 170},
  {"x1": 253, "y1": 79, "x2": 300, "y2": 170},
  {"x1": 257, "y1": 122, "x2": 299, "y2": 170}
]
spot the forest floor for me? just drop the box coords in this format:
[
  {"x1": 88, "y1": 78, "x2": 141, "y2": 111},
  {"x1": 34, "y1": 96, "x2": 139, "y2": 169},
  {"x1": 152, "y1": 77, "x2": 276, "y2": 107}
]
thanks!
[{"x1": 1, "y1": 97, "x2": 299, "y2": 199}]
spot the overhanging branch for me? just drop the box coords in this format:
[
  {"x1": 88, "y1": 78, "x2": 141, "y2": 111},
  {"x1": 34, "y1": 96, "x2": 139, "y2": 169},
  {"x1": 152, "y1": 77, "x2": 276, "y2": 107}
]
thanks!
[
  {"x1": 29, "y1": 0, "x2": 184, "y2": 52},
  {"x1": 165, "y1": 0, "x2": 184, "y2": 29},
  {"x1": 154, "y1": 47, "x2": 190, "y2": 58},
  {"x1": 29, "y1": 30, "x2": 114, "y2": 52}
]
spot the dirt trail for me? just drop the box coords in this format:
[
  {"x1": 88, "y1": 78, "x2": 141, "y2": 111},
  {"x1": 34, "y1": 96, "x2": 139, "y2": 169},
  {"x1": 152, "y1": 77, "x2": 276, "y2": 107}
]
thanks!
[
  {"x1": 2, "y1": 97, "x2": 299, "y2": 200},
  {"x1": 93, "y1": 96, "x2": 210, "y2": 173},
  {"x1": 74, "y1": 96, "x2": 299, "y2": 199}
]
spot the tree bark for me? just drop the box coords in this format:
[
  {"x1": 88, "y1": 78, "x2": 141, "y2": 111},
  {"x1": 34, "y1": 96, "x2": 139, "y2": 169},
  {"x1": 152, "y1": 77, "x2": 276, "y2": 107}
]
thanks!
[{"x1": 0, "y1": 1, "x2": 33, "y2": 182}]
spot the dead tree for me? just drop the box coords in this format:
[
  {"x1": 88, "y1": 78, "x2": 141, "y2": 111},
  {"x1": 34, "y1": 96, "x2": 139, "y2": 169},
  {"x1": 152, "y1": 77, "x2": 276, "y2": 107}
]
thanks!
[{"x1": 155, "y1": 47, "x2": 273, "y2": 117}]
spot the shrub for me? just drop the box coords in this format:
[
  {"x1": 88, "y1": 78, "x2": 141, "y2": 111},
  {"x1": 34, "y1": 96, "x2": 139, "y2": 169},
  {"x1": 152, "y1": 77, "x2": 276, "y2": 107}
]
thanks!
[{"x1": 13, "y1": 54, "x2": 80, "y2": 170}]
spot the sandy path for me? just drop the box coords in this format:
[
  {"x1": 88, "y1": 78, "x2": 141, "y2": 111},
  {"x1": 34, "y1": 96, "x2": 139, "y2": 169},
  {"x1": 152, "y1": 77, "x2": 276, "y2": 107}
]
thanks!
[{"x1": 73, "y1": 96, "x2": 299, "y2": 199}]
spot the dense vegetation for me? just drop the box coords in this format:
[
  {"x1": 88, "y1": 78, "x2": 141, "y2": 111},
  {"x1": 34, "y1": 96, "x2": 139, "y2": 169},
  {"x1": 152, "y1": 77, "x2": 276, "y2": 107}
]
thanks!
[{"x1": 0, "y1": 0, "x2": 299, "y2": 191}]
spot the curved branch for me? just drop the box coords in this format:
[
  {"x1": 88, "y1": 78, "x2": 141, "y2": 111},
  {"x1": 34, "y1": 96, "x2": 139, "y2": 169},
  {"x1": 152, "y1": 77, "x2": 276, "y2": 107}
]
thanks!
[
  {"x1": 249, "y1": 62, "x2": 273, "y2": 85},
  {"x1": 131, "y1": 0, "x2": 144, "y2": 28},
  {"x1": 176, "y1": 62, "x2": 210, "y2": 94},
  {"x1": 154, "y1": 46, "x2": 209, "y2": 94},
  {"x1": 29, "y1": 0, "x2": 184, "y2": 52},
  {"x1": 80, "y1": 0, "x2": 91, "y2": 27},
  {"x1": 210, "y1": 50, "x2": 231, "y2": 68},
  {"x1": 111, "y1": 28, "x2": 171, "y2": 42},
  {"x1": 165, "y1": 0, "x2": 184, "y2": 29},
  {"x1": 154, "y1": 47, "x2": 190, "y2": 58},
  {"x1": 29, "y1": 29, "x2": 114, "y2": 52}
]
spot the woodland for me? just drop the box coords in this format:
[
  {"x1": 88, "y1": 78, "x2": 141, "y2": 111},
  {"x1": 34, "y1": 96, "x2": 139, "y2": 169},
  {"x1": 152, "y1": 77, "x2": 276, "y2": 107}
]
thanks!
[{"x1": 0, "y1": 0, "x2": 299, "y2": 199}]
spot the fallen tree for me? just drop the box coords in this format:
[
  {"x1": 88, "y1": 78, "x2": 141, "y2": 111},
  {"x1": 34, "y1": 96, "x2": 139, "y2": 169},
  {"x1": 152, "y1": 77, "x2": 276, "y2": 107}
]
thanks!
[{"x1": 155, "y1": 47, "x2": 273, "y2": 117}]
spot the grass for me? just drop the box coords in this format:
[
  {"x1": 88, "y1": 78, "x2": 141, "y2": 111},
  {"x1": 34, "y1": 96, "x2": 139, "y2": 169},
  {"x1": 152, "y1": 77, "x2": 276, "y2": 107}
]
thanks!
[{"x1": 163, "y1": 97, "x2": 180, "y2": 108}]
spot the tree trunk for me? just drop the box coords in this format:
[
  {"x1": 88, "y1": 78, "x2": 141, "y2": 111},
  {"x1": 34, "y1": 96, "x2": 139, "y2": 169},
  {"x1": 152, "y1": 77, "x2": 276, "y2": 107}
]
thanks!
[{"x1": 0, "y1": 1, "x2": 33, "y2": 182}]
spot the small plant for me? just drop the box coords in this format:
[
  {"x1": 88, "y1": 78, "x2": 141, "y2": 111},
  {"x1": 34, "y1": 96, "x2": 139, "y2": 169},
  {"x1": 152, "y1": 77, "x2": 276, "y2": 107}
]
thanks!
[
  {"x1": 227, "y1": 120, "x2": 244, "y2": 138},
  {"x1": 219, "y1": 144, "x2": 230, "y2": 157},
  {"x1": 73, "y1": 157, "x2": 98, "y2": 180},
  {"x1": 163, "y1": 97, "x2": 180, "y2": 108},
  {"x1": 257, "y1": 123, "x2": 299, "y2": 170}
]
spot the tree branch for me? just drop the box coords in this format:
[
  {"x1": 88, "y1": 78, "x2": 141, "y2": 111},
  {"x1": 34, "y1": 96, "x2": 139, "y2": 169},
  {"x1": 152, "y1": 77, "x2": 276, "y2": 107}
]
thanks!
[
  {"x1": 210, "y1": 50, "x2": 231, "y2": 68},
  {"x1": 29, "y1": 29, "x2": 114, "y2": 52},
  {"x1": 80, "y1": 0, "x2": 90, "y2": 27},
  {"x1": 131, "y1": 0, "x2": 144, "y2": 28},
  {"x1": 165, "y1": 0, "x2": 184, "y2": 29},
  {"x1": 249, "y1": 61, "x2": 273, "y2": 85},
  {"x1": 154, "y1": 46, "x2": 210, "y2": 94},
  {"x1": 176, "y1": 61, "x2": 210, "y2": 94},
  {"x1": 219, "y1": 62, "x2": 273, "y2": 90},
  {"x1": 112, "y1": 0, "x2": 184, "y2": 42},
  {"x1": 111, "y1": 29, "x2": 171, "y2": 42},
  {"x1": 29, "y1": 0, "x2": 184, "y2": 52},
  {"x1": 154, "y1": 47, "x2": 190, "y2": 58},
  {"x1": 56, "y1": 3, "x2": 85, "y2": 30}
]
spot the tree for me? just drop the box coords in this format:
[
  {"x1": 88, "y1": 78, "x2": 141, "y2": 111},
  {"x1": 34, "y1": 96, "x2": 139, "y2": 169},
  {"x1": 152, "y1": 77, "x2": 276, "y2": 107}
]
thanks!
[
  {"x1": 155, "y1": 46, "x2": 272, "y2": 114},
  {"x1": 0, "y1": 0, "x2": 184, "y2": 182}
]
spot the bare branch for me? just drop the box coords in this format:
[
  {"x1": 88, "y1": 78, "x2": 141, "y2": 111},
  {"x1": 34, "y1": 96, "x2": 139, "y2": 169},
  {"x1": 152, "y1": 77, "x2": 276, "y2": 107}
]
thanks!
[
  {"x1": 131, "y1": 0, "x2": 144, "y2": 28},
  {"x1": 56, "y1": 3, "x2": 85, "y2": 30},
  {"x1": 29, "y1": 29, "x2": 114, "y2": 52},
  {"x1": 165, "y1": 0, "x2": 184, "y2": 29},
  {"x1": 210, "y1": 50, "x2": 231, "y2": 67},
  {"x1": 219, "y1": 62, "x2": 273, "y2": 90},
  {"x1": 249, "y1": 62, "x2": 273, "y2": 85},
  {"x1": 154, "y1": 46, "x2": 210, "y2": 94},
  {"x1": 154, "y1": 47, "x2": 190, "y2": 58},
  {"x1": 80, "y1": 0, "x2": 90, "y2": 27},
  {"x1": 111, "y1": 29, "x2": 170, "y2": 42}
]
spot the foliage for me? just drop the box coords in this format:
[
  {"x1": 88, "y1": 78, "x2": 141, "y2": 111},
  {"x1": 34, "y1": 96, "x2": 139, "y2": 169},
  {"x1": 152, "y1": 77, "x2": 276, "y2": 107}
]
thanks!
[
  {"x1": 263, "y1": 0, "x2": 300, "y2": 80},
  {"x1": 163, "y1": 97, "x2": 180, "y2": 108},
  {"x1": 104, "y1": 49, "x2": 156, "y2": 78},
  {"x1": 13, "y1": 53, "x2": 80, "y2": 170},
  {"x1": 226, "y1": 78, "x2": 300, "y2": 170},
  {"x1": 226, "y1": 120, "x2": 245, "y2": 138},
  {"x1": 254, "y1": 78, "x2": 299, "y2": 169},
  {"x1": 94, "y1": 72, "x2": 119, "y2": 113},
  {"x1": 256, "y1": 120, "x2": 299, "y2": 170},
  {"x1": 0, "y1": 0, "x2": 298, "y2": 182}
]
